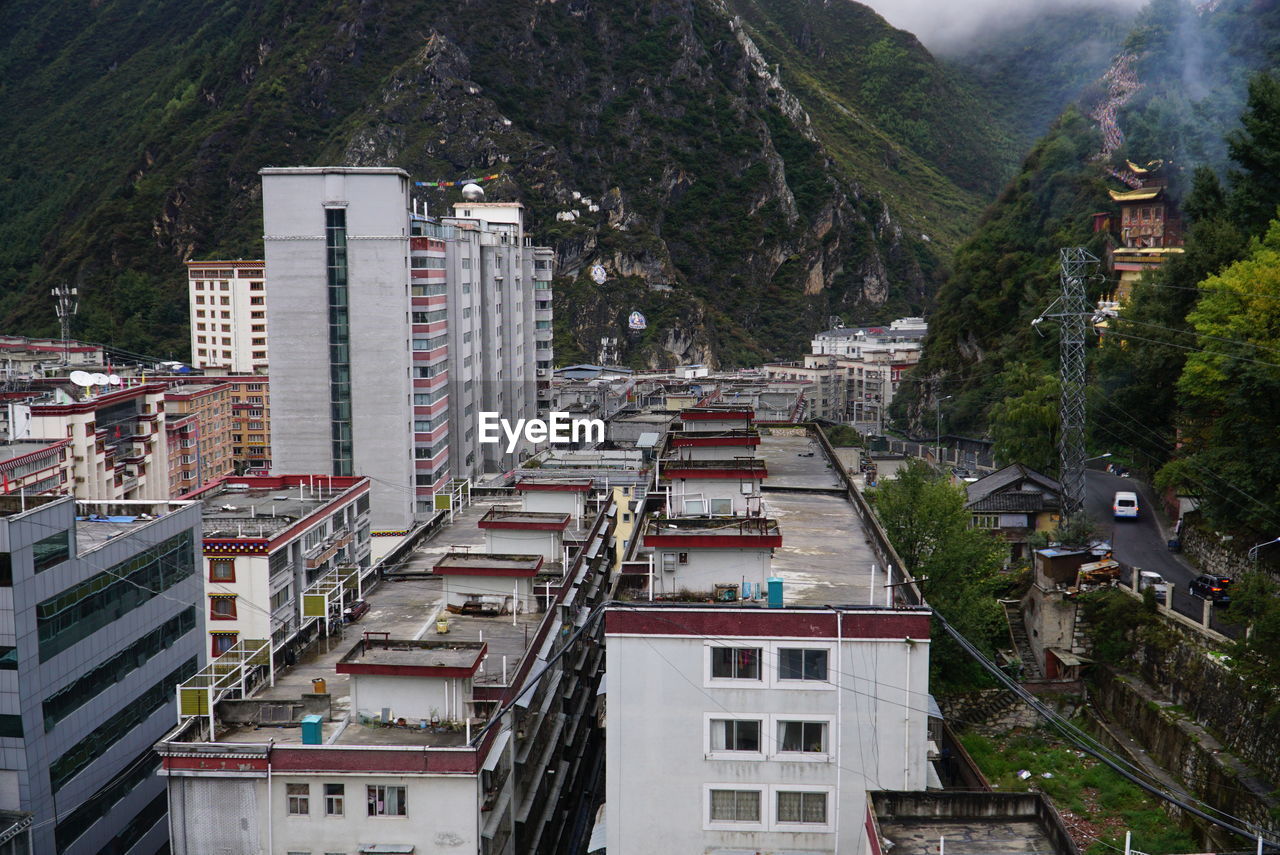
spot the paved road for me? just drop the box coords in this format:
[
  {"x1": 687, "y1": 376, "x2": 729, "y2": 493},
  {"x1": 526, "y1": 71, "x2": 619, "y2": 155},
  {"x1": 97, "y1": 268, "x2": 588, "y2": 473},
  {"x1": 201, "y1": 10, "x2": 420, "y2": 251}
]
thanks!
[{"x1": 1083, "y1": 469, "x2": 1205, "y2": 616}]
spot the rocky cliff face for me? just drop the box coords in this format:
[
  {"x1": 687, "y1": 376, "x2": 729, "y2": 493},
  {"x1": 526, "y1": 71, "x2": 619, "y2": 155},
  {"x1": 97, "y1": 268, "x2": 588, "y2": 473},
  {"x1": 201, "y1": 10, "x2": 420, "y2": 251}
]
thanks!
[{"x1": 0, "y1": 0, "x2": 1008, "y2": 365}]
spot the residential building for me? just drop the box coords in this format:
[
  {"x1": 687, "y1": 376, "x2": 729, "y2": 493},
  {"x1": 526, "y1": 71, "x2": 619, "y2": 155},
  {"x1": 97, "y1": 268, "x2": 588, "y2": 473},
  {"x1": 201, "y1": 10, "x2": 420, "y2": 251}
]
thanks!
[
  {"x1": 187, "y1": 474, "x2": 372, "y2": 662},
  {"x1": 26, "y1": 381, "x2": 171, "y2": 500},
  {"x1": 441, "y1": 194, "x2": 549, "y2": 479},
  {"x1": 156, "y1": 491, "x2": 616, "y2": 855},
  {"x1": 164, "y1": 381, "x2": 234, "y2": 496},
  {"x1": 604, "y1": 603, "x2": 932, "y2": 855},
  {"x1": 0, "y1": 336, "x2": 104, "y2": 375},
  {"x1": 186, "y1": 260, "x2": 269, "y2": 374},
  {"x1": 263, "y1": 168, "x2": 553, "y2": 527},
  {"x1": 205, "y1": 375, "x2": 272, "y2": 474},
  {"x1": 0, "y1": 441, "x2": 71, "y2": 496},
  {"x1": 0, "y1": 494, "x2": 204, "y2": 855},
  {"x1": 762, "y1": 355, "x2": 849, "y2": 422},
  {"x1": 811, "y1": 320, "x2": 927, "y2": 426},
  {"x1": 262, "y1": 167, "x2": 428, "y2": 530},
  {"x1": 965, "y1": 464, "x2": 1063, "y2": 564}
]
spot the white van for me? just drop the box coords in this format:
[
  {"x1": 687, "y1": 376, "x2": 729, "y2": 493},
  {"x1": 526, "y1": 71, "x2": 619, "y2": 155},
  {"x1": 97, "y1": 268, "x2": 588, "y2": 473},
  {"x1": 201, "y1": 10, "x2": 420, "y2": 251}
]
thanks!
[
  {"x1": 1137, "y1": 570, "x2": 1168, "y2": 603},
  {"x1": 1113, "y1": 491, "x2": 1139, "y2": 519}
]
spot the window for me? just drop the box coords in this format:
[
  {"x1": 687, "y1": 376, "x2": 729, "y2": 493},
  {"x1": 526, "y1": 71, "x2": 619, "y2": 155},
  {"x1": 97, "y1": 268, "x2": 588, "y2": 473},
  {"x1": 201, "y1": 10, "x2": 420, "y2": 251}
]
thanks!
[
  {"x1": 325, "y1": 783, "x2": 344, "y2": 816},
  {"x1": 211, "y1": 632, "x2": 238, "y2": 656},
  {"x1": 287, "y1": 783, "x2": 310, "y2": 816},
  {"x1": 367, "y1": 785, "x2": 406, "y2": 816},
  {"x1": 776, "y1": 790, "x2": 828, "y2": 825},
  {"x1": 209, "y1": 558, "x2": 235, "y2": 582},
  {"x1": 778, "y1": 720, "x2": 828, "y2": 754},
  {"x1": 973, "y1": 514, "x2": 999, "y2": 529},
  {"x1": 778, "y1": 648, "x2": 828, "y2": 682},
  {"x1": 33, "y1": 530, "x2": 71, "y2": 573},
  {"x1": 710, "y1": 647, "x2": 760, "y2": 680},
  {"x1": 710, "y1": 719, "x2": 760, "y2": 752},
  {"x1": 209, "y1": 596, "x2": 237, "y2": 620},
  {"x1": 0, "y1": 647, "x2": 15, "y2": 670},
  {"x1": 250, "y1": 296, "x2": 264, "y2": 305},
  {"x1": 709, "y1": 789, "x2": 760, "y2": 823}
]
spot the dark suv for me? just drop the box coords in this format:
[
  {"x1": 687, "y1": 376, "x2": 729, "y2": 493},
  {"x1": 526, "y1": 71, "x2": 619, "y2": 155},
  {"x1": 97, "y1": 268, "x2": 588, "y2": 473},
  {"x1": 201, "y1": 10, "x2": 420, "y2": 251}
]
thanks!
[{"x1": 1189, "y1": 574, "x2": 1232, "y2": 605}]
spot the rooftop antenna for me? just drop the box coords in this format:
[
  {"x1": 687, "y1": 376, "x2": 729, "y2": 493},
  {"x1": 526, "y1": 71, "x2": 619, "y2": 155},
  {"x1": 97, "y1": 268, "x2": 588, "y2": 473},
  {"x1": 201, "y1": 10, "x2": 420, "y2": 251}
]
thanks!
[{"x1": 52, "y1": 284, "x2": 79, "y2": 365}]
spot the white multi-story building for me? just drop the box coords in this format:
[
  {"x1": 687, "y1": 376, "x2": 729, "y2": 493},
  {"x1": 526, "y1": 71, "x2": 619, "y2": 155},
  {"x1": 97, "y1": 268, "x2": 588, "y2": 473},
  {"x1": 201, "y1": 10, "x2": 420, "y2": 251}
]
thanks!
[
  {"x1": 26, "y1": 381, "x2": 171, "y2": 500},
  {"x1": 811, "y1": 319, "x2": 928, "y2": 425},
  {"x1": 604, "y1": 603, "x2": 932, "y2": 855},
  {"x1": 187, "y1": 260, "x2": 268, "y2": 373},
  {"x1": 263, "y1": 168, "x2": 554, "y2": 529},
  {"x1": 190, "y1": 474, "x2": 372, "y2": 662}
]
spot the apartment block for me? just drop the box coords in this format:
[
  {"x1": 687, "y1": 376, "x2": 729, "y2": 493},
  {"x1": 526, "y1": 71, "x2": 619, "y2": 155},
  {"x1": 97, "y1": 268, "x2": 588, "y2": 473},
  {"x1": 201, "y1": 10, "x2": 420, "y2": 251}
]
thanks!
[
  {"x1": 188, "y1": 474, "x2": 371, "y2": 662},
  {"x1": 604, "y1": 604, "x2": 932, "y2": 855},
  {"x1": 186, "y1": 260, "x2": 268, "y2": 374},
  {"x1": 156, "y1": 488, "x2": 616, "y2": 855},
  {"x1": 811, "y1": 319, "x2": 927, "y2": 425},
  {"x1": 26, "y1": 382, "x2": 171, "y2": 501},
  {"x1": 164, "y1": 381, "x2": 234, "y2": 495},
  {"x1": 264, "y1": 167, "x2": 554, "y2": 528},
  {"x1": 0, "y1": 442, "x2": 71, "y2": 496},
  {"x1": 0, "y1": 494, "x2": 204, "y2": 854}
]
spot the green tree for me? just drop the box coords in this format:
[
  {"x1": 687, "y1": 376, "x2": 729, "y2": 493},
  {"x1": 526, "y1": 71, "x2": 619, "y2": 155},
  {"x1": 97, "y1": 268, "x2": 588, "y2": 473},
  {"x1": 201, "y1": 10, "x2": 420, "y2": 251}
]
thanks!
[
  {"x1": 1159, "y1": 220, "x2": 1280, "y2": 535},
  {"x1": 989, "y1": 364, "x2": 1059, "y2": 474},
  {"x1": 1228, "y1": 72, "x2": 1280, "y2": 236},
  {"x1": 1223, "y1": 571, "x2": 1280, "y2": 710},
  {"x1": 870, "y1": 460, "x2": 1007, "y2": 691}
]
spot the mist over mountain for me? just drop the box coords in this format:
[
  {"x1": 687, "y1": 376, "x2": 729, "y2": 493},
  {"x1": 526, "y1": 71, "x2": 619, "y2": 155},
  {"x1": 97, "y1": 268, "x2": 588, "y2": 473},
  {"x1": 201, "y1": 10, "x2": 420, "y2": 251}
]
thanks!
[{"x1": 858, "y1": 0, "x2": 1147, "y2": 54}]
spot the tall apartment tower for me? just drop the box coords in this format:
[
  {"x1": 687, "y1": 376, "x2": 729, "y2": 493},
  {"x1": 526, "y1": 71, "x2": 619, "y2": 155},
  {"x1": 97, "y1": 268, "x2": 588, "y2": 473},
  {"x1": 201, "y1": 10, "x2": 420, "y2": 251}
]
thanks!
[
  {"x1": 186, "y1": 260, "x2": 268, "y2": 373},
  {"x1": 442, "y1": 197, "x2": 551, "y2": 478},
  {"x1": 262, "y1": 167, "x2": 438, "y2": 530},
  {"x1": 0, "y1": 494, "x2": 204, "y2": 854}
]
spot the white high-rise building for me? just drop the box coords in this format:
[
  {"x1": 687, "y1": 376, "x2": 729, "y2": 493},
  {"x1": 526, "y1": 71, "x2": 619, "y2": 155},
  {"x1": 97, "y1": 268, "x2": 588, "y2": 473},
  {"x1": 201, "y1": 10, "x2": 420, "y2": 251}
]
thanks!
[{"x1": 262, "y1": 168, "x2": 554, "y2": 529}]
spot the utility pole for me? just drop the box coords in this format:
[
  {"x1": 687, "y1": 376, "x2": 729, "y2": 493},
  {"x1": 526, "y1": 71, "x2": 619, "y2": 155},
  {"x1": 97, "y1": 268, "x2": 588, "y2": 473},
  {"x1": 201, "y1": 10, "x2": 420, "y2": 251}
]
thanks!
[
  {"x1": 1034, "y1": 247, "x2": 1098, "y2": 517},
  {"x1": 52, "y1": 284, "x2": 79, "y2": 365}
]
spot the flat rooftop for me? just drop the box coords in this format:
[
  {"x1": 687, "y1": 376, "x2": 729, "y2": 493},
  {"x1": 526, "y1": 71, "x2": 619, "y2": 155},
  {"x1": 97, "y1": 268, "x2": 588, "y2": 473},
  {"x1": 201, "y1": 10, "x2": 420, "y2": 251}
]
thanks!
[
  {"x1": 478, "y1": 507, "x2": 572, "y2": 530},
  {"x1": 198, "y1": 497, "x2": 560, "y2": 747},
  {"x1": 434, "y1": 553, "x2": 544, "y2": 574},
  {"x1": 74, "y1": 500, "x2": 198, "y2": 552},
  {"x1": 199, "y1": 484, "x2": 348, "y2": 539},
  {"x1": 338, "y1": 639, "x2": 486, "y2": 673},
  {"x1": 0, "y1": 440, "x2": 63, "y2": 461},
  {"x1": 872, "y1": 792, "x2": 1077, "y2": 855}
]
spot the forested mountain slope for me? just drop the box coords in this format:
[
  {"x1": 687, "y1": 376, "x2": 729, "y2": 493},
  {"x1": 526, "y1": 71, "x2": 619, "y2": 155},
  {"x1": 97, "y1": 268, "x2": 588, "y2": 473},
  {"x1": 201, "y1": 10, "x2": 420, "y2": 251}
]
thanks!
[{"x1": 0, "y1": 0, "x2": 1023, "y2": 367}]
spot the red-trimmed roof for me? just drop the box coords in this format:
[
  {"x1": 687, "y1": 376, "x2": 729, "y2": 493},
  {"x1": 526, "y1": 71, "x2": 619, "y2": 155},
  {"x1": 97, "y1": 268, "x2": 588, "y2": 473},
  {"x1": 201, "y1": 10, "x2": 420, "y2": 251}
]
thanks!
[
  {"x1": 433, "y1": 553, "x2": 544, "y2": 577},
  {"x1": 605, "y1": 607, "x2": 930, "y2": 640},
  {"x1": 515, "y1": 478, "x2": 594, "y2": 492},
  {"x1": 478, "y1": 508, "x2": 571, "y2": 531}
]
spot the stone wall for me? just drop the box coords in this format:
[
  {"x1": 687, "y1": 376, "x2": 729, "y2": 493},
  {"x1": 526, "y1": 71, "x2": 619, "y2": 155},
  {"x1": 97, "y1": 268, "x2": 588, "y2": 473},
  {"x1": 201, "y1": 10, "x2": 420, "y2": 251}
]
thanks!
[
  {"x1": 1182, "y1": 524, "x2": 1248, "y2": 579},
  {"x1": 1092, "y1": 667, "x2": 1280, "y2": 841},
  {"x1": 1126, "y1": 620, "x2": 1280, "y2": 788},
  {"x1": 939, "y1": 689, "x2": 1045, "y2": 735}
]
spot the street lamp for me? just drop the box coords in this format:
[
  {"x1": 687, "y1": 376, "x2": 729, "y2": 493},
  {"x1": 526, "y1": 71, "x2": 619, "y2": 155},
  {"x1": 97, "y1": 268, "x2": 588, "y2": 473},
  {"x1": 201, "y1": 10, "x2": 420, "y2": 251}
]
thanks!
[
  {"x1": 1084, "y1": 452, "x2": 1112, "y2": 468},
  {"x1": 935, "y1": 395, "x2": 952, "y2": 465},
  {"x1": 1248, "y1": 536, "x2": 1280, "y2": 562}
]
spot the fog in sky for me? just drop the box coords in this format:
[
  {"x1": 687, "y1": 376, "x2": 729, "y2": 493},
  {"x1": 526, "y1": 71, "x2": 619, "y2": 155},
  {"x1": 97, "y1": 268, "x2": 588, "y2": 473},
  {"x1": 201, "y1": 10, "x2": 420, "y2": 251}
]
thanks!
[{"x1": 857, "y1": 0, "x2": 1148, "y2": 54}]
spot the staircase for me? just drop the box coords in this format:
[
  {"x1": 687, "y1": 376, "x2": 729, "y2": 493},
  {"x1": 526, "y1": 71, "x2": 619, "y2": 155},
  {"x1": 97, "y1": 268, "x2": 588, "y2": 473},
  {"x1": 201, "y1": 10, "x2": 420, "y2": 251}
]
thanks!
[{"x1": 1001, "y1": 599, "x2": 1044, "y2": 680}]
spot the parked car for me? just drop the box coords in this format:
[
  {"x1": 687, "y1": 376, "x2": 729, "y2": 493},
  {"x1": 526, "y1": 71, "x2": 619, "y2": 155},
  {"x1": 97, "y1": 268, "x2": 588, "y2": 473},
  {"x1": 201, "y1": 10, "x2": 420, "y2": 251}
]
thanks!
[
  {"x1": 1189, "y1": 574, "x2": 1232, "y2": 606},
  {"x1": 343, "y1": 599, "x2": 371, "y2": 623},
  {"x1": 1136, "y1": 570, "x2": 1169, "y2": 604},
  {"x1": 1112, "y1": 491, "x2": 1140, "y2": 519}
]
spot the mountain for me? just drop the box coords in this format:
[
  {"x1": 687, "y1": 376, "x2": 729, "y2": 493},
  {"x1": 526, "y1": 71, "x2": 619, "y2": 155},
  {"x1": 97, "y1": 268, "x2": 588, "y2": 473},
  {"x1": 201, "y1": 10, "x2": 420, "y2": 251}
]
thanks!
[
  {"x1": 897, "y1": 0, "x2": 1280, "y2": 438},
  {"x1": 0, "y1": 0, "x2": 1019, "y2": 368}
]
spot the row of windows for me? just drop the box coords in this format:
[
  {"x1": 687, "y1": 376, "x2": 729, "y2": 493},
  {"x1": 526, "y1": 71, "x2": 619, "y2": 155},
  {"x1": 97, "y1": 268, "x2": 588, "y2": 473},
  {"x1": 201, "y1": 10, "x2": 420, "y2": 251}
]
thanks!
[
  {"x1": 409, "y1": 256, "x2": 446, "y2": 269},
  {"x1": 49, "y1": 657, "x2": 197, "y2": 793},
  {"x1": 411, "y1": 334, "x2": 448, "y2": 352},
  {"x1": 708, "y1": 787, "x2": 830, "y2": 829},
  {"x1": 37, "y1": 532, "x2": 195, "y2": 662},
  {"x1": 411, "y1": 309, "x2": 448, "y2": 324},
  {"x1": 710, "y1": 645, "x2": 828, "y2": 683},
  {"x1": 43, "y1": 607, "x2": 196, "y2": 732},
  {"x1": 54, "y1": 748, "x2": 160, "y2": 851},
  {"x1": 286, "y1": 783, "x2": 405, "y2": 817},
  {"x1": 707, "y1": 715, "x2": 830, "y2": 757},
  {"x1": 33, "y1": 530, "x2": 70, "y2": 574}
]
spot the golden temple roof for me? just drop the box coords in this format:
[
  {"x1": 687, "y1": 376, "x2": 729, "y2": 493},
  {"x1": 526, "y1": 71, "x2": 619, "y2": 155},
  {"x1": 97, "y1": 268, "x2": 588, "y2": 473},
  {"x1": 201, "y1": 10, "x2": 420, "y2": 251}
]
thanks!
[{"x1": 1109, "y1": 187, "x2": 1163, "y2": 202}]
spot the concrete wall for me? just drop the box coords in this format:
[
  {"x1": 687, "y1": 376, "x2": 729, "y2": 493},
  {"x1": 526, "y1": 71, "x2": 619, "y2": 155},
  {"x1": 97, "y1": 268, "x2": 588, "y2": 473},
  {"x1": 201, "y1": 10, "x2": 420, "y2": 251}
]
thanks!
[
  {"x1": 1021, "y1": 586, "x2": 1077, "y2": 670},
  {"x1": 669, "y1": 477, "x2": 758, "y2": 515},
  {"x1": 263, "y1": 168, "x2": 416, "y2": 530},
  {"x1": 485, "y1": 529, "x2": 561, "y2": 562},
  {"x1": 351, "y1": 673, "x2": 470, "y2": 723},
  {"x1": 649, "y1": 547, "x2": 773, "y2": 595},
  {"x1": 522, "y1": 490, "x2": 583, "y2": 523},
  {"x1": 443, "y1": 575, "x2": 534, "y2": 613}
]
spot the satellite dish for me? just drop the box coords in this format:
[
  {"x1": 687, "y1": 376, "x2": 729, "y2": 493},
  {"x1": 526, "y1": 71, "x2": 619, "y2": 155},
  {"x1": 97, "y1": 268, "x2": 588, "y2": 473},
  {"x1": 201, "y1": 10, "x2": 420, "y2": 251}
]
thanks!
[
  {"x1": 90, "y1": 373, "x2": 110, "y2": 386},
  {"x1": 590, "y1": 265, "x2": 607, "y2": 285},
  {"x1": 107, "y1": 374, "x2": 122, "y2": 386},
  {"x1": 68, "y1": 370, "x2": 94, "y2": 387},
  {"x1": 628, "y1": 311, "x2": 647, "y2": 331}
]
